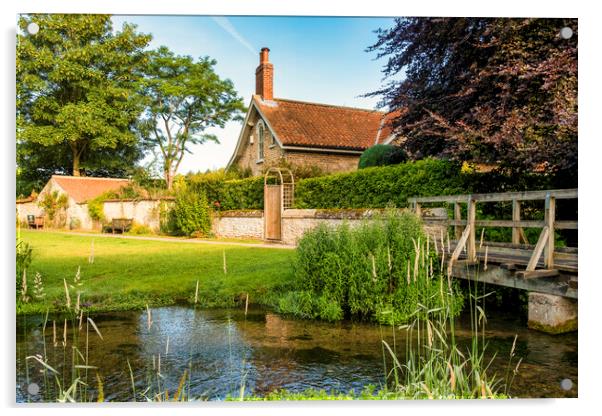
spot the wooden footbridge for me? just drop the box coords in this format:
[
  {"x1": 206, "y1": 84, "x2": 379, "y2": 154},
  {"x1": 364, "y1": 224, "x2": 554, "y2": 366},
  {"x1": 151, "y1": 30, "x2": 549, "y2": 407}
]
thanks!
[{"x1": 409, "y1": 189, "x2": 578, "y2": 299}]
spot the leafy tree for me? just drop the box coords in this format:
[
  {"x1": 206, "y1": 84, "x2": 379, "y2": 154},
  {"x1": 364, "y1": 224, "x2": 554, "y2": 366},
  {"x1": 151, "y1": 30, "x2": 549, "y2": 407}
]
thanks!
[
  {"x1": 367, "y1": 18, "x2": 577, "y2": 182},
  {"x1": 358, "y1": 144, "x2": 407, "y2": 169},
  {"x1": 17, "y1": 14, "x2": 152, "y2": 178},
  {"x1": 138, "y1": 46, "x2": 245, "y2": 190}
]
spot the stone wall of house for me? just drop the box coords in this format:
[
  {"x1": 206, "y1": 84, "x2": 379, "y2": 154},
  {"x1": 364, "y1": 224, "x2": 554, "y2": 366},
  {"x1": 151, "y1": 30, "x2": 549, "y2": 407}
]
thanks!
[
  {"x1": 283, "y1": 151, "x2": 360, "y2": 174},
  {"x1": 211, "y1": 208, "x2": 447, "y2": 246}
]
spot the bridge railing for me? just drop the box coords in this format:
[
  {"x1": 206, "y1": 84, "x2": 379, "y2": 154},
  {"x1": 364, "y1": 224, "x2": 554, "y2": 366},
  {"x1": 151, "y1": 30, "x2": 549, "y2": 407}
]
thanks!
[{"x1": 408, "y1": 189, "x2": 578, "y2": 277}]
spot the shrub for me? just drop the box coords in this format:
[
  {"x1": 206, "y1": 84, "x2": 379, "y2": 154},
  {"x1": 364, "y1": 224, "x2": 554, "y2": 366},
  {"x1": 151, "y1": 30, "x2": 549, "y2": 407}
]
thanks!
[
  {"x1": 289, "y1": 210, "x2": 463, "y2": 324},
  {"x1": 38, "y1": 191, "x2": 68, "y2": 226},
  {"x1": 358, "y1": 144, "x2": 407, "y2": 169},
  {"x1": 126, "y1": 222, "x2": 153, "y2": 235},
  {"x1": 170, "y1": 181, "x2": 212, "y2": 237},
  {"x1": 87, "y1": 195, "x2": 106, "y2": 223},
  {"x1": 295, "y1": 159, "x2": 466, "y2": 209}
]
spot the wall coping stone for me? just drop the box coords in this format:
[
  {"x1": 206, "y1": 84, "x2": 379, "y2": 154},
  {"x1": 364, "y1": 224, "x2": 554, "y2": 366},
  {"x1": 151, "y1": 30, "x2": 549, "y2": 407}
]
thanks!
[{"x1": 217, "y1": 210, "x2": 264, "y2": 218}]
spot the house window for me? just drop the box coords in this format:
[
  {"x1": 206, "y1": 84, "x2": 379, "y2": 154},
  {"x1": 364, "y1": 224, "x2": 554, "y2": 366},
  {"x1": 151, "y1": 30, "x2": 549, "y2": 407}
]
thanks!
[
  {"x1": 257, "y1": 123, "x2": 265, "y2": 161},
  {"x1": 270, "y1": 131, "x2": 276, "y2": 147}
]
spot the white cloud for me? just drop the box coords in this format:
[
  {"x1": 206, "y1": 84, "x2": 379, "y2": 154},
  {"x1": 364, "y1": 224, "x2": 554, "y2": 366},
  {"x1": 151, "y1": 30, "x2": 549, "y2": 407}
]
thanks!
[{"x1": 211, "y1": 16, "x2": 256, "y2": 55}]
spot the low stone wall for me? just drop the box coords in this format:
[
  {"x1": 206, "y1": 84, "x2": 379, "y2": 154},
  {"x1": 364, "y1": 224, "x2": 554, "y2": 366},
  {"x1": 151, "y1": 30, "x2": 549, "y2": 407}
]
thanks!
[
  {"x1": 211, "y1": 210, "x2": 264, "y2": 239},
  {"x1": 212, "y1": 208, "x2": 447, "y2": 246}
]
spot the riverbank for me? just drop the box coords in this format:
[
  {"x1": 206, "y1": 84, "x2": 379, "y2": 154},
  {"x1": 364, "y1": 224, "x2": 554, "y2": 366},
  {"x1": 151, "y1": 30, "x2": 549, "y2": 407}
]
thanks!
[{"x1": 17, "y1": 230, "x2": 296, "y2": 315}]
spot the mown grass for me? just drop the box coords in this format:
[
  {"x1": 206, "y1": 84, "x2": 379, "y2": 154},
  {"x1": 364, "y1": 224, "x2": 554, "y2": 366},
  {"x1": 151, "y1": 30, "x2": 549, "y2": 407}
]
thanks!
[{"x1": 17, "y1": 230, "x2": 295, "y2": 315}]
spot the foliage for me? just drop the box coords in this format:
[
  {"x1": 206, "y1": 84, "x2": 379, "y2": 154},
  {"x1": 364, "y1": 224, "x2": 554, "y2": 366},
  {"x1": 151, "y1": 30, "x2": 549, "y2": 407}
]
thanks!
[
  {"x1": 126, "y1": 222, "x2": 153, "y2": 235},
  {"x1": 358, "y1": 144, "x2": 408, "y2": 169},
  {"x1": 138, "y1": 46, "x2": 245, "y2": 189},
  {"x1": 169, "y1": 180, "x2": 212, "y2": 236},
  {"x1": 17, "y1": 14, "x2": 151, "y2": 178},
  {"x1": 38, "y1": 191, "x2": 68, "y2": 226},
  {"x1": 87, "y1": 195, "x2": 107, "y2": 223},
  {"x1": 265, "y1": 158, "x2": 326, "y2": 180},
  {"x1": 295, "y1": 159, "x2": 466, "y2": 209},
  {"x1": 186, "y1": 171, "x2": 264, "y2": 211},
  {"x1": 366, "y1": 18, "x2": 577, "y2": 181},
  {"x1": 284, "y1": 211, "x2": 463, "y2": 324}
]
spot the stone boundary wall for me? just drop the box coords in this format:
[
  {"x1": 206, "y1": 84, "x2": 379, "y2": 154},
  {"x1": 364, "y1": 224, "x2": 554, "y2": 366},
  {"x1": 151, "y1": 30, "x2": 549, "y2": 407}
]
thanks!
[{"x1": 212, "y1": 208, "x2": 447, "y2": 246}]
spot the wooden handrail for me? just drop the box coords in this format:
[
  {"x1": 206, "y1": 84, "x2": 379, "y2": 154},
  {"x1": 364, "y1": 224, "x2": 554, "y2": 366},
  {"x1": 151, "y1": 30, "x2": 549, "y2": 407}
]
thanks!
[
  {"x1": 408, "y1": 188, "x2": 577, "y2": 204},
  {"x1": 410, "y1": 188, "x2": 577, "y2": 272}
]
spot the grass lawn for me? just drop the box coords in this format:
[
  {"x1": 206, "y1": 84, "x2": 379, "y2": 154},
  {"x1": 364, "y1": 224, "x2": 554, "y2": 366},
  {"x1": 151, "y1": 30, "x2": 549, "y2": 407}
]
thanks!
[{"x1": 17, "y1": 230, "x2": 296, "y2": 315}]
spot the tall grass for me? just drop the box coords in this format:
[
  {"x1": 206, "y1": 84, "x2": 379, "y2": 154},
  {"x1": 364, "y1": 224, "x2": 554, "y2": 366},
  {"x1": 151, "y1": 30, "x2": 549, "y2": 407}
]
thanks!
[
  {"x1": 379, "y1": 247, "x2": 518, "y2": 399},
  {"x1": 278, "y1": 210, "x2": 463, "y2": 324}
]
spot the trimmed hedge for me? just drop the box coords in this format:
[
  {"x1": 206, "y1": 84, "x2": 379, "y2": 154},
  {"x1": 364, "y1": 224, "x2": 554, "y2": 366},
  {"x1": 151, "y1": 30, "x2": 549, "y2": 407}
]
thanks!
[
  {"x1": 185, "y1": 160, "x2": 560, "y2": 212},
  {"x1": 187, "y1": 171, "x2": 263, "y2": 210},
  {"x1": 294, "y1": 159, "x2": 466, "y2": 209}
]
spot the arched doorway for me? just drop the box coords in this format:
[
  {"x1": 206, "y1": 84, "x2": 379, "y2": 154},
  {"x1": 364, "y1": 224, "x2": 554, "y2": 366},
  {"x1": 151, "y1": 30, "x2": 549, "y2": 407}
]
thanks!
[{"x1": 263, "y1": 167, "x2": 294, "y2": 241}]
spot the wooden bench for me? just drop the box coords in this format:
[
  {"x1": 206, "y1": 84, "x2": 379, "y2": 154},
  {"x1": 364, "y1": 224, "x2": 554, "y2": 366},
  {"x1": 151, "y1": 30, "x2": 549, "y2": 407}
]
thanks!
[
  {"x1": 111, "y1": 218, "x2": 133, "y2": 234},
  {"x1": 27, "y1": 215, "x2": 44, "y2": 230}
]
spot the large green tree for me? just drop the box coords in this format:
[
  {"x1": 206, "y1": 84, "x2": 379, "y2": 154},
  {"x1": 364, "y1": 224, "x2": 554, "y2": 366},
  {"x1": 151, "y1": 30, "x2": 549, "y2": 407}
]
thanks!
[
  {"x1": 138, "y1": 46, "x2": 245, "y2": 190},
  {"x1": 367, "y1": 18, "x2": 577, "y2": 183},
  {"x1": 17, "y1": 14, "x2": 152, "y2": 184}
]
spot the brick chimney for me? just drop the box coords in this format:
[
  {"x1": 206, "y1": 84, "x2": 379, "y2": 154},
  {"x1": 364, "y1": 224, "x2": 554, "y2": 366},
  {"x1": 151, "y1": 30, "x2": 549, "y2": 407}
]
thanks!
[{"x1": 255, "y1": 47, "x2": 273, "y2": 100}]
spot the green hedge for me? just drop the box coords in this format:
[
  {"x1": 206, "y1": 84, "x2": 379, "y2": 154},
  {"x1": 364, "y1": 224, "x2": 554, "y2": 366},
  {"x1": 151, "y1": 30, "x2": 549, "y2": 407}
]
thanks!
[
  {"x1": 294, "y1": 159, "x2": 466, "y2": 209},
  {"x1": 187, "y1": 171, "x2": 263, "y2": 210}
]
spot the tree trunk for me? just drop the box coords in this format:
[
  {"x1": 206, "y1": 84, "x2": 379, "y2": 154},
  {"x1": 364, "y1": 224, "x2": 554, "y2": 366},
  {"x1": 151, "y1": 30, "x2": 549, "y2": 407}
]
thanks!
[
  {"x1": 165, "y1": 170, "x2": 173, "y2": 191},
  {"x1": 72, "y1": 154, "x2": 80, "y2": 176},
  {"x1": 72, "y1": 146, "x2": 81, "y2": 177}
]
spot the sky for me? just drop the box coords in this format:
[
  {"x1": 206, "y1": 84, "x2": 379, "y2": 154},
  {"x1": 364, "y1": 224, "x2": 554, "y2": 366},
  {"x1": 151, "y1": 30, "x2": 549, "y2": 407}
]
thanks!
[{"x1": 110, "y1": 15, "x2": 396, "y2": 174}]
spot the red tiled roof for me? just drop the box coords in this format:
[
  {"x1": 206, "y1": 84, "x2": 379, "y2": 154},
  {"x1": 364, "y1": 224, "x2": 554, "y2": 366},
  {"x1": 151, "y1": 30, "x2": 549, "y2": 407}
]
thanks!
[
  {"x1": 51, "y1": 175, "x2": 131, "y2": 203},
  {"x1": 254, "y1": 96, "x2": 398, "y2": 151}
]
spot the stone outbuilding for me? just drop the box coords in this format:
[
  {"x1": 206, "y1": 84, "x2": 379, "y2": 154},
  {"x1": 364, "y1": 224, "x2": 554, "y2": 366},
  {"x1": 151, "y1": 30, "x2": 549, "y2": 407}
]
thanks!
[
  {"x1": 227, "y1": 48, "x2": 400, "y2": 176},
  {"x1": 17, "y1": 175, "x2": 131, "y2": 229}
]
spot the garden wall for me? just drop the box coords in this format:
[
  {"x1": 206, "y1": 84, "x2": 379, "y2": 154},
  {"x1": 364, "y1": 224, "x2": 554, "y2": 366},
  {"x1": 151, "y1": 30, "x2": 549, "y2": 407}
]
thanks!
[
  {"x1": 16, "y1": 201, "x2": 42, "y2": 223},
  {"x1": 103, "y1": 199, "x2": 172, "y2": 232},
  {"x1": 211, "y1": 208, "x2": 447, "y2": 246}
]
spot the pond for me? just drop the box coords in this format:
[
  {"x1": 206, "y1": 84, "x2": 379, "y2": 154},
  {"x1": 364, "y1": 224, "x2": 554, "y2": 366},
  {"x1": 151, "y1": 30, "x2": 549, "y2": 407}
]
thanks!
[{"x1": 16, "y1": 306, "x2": 577, "y2": 402}]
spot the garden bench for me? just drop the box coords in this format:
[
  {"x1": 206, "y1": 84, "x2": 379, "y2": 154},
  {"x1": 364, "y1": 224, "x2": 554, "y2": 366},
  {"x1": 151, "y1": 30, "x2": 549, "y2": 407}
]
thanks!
[
  {"x1": 27, "y1": 215, "x2": 45, "y2": 230},
  {"x1": 111, "y1": 218, "x2": 133, "y2": 234}
]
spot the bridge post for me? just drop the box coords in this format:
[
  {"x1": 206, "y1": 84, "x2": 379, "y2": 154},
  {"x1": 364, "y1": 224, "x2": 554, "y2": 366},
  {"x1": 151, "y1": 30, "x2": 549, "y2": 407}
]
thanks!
[
  {"x1": 467, "y1": 196, "x2": 476, "y2": 262},
  {"x1": 512, "y1": 199, "x2": 521, "y2": 245},
  {"x1": 454, "y1": 202, "x2": 462, "y2": 240},
  {"x1": 528, "y1": 292, "x2": 577, "y2": 334},
  {"x1": 544, "y1": 193, "x2": 556, "y2": 269}
]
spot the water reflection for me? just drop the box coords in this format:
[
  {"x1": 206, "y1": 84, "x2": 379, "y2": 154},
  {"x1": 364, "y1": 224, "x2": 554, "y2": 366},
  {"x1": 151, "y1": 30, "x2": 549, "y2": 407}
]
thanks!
[{"x1": 16, "y1": 306, "x2": 577, "y2": 402}]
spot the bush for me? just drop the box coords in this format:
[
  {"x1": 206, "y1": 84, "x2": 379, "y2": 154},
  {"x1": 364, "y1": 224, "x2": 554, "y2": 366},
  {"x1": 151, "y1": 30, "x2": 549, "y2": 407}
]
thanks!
[
  {"x1": 295, "y1": 159, "x2": 466, "y2": 209},
  {"x1": 38, "y1": 190, "x2": 68, "y2": 227},
  {"x1": 288, "y1": 210, "x2": 463, "y2": 324},
  {"x1": 126, "y1": 222, "x2": 153, "y2": 235},
  {"x1": 87, "y1": 195, "x2": 106, "y2": 223},
  {"x1": 358, "y1": 144, "x2": 408, "y2": 169},
  {"x1": 170, "y1": 181, "x2": 212, "y2": 237}
]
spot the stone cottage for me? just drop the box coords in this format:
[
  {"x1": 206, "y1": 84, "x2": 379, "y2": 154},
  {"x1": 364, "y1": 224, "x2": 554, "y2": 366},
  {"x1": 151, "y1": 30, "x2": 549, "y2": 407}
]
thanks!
[{"x1": 226, "y1": 48, "x2": 399, "y2": 176}]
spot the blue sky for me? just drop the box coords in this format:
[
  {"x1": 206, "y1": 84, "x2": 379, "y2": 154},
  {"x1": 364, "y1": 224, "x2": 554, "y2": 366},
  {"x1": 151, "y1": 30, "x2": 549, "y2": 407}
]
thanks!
[{"x1": 110, "y1": 15, "x2": 396, "y2": 174}]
